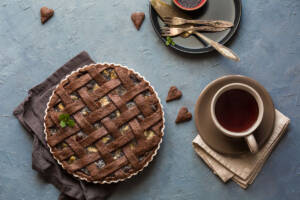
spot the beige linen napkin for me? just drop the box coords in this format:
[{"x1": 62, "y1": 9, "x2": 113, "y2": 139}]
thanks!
[{"x1": 192, "y1": 110, "x2": 290, "y2": 189}]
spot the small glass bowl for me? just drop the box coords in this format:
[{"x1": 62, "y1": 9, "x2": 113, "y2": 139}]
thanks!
[{"x1": 173, "y1": 0, "x2": 208, "y2": 12}]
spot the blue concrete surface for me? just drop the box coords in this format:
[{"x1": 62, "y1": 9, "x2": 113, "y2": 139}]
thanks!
[{"x1": 0, "y1": 0, "x2": 299, "y2": 199}]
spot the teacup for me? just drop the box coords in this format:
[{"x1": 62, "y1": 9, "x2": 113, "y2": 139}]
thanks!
[{"x1": 210, "y1": 83, "x2": 264, "y2": 153}]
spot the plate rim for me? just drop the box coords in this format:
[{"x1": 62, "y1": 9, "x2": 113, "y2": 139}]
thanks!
[{"x1": 149, "y1": 0, "x2": 242, "y2": 54}]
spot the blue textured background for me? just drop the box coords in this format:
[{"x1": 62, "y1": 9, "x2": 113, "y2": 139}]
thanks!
[{"x1": 0, "y1": 0, "x2": 299, "y2": 199}]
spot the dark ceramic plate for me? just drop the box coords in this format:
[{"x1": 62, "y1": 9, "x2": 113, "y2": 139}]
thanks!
[{"x1": 149, "y1": 0, "x2": 242, "y2": 54}]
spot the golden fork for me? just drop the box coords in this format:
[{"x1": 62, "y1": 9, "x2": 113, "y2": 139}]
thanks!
[
  {"x1": 163, "y1": 17, "x2": 234, "y2": 28},
  {"x1": 161, "y1": 26, "x2": 240, "y2": 62},
  {"x1": 161, "y1": 26, "x2": 229, "y2": 34}
]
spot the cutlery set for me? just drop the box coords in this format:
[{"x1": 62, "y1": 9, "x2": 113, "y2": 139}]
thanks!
[{"x1": 161, "y1": 16, "x2": 240, "y2": 61}]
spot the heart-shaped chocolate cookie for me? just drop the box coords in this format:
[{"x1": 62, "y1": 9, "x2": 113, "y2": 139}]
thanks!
[
  {"x1": 175, "y1": 107, "x2": 192, "y2": 124},
  {"x1": 131, "y1": 12, "x2": 145, "y2": 30},
  {"x1": 166, "y1": 86, "x2": 182, "y2": 102},
  {"x1": 40, "y1": 7, "x2": 54, "y2": 24}
]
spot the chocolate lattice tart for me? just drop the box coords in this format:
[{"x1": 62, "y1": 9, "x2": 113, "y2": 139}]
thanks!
[{"x1": 44, "y1": 63, "x2": 164, "y2": 183}]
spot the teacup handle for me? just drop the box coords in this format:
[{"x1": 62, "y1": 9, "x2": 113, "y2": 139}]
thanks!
[{"x1": 245, "y1": 134, "x2": 258, "y2": 153}]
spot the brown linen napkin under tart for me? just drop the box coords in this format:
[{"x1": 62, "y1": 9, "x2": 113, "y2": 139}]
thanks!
[
  {"x1": 193, "y1": 110, "x2": 290, "y2": 189},
  {"x1": 13, "y1": 51, "x2": 114, "y2": 200}
]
